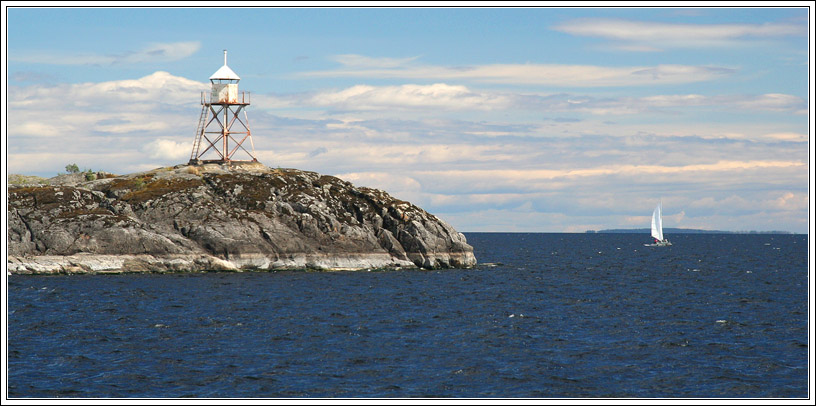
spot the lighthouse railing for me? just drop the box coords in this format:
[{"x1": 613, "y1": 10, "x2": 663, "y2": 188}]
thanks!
[{"x1": 200, "y1": 91, "x2": 251, "y2": 105}]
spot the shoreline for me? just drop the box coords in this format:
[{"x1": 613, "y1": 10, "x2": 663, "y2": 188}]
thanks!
[{"x1": 7, "y1": 251, "x2": 477, "y2": 275}]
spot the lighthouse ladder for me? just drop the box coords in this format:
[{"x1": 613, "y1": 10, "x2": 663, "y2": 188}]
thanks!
[{"x1": 190, "y1": 104, "x2": 209, "y2": 162}]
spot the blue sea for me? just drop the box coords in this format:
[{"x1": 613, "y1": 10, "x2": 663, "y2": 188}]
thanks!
[{"x1": 6, "y1": 233, "x2": 810, "y2": 398}]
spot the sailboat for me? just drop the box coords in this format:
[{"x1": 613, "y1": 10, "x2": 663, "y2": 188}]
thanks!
[{"x1": 645, "y1": 201, "x2": 672, "y2": 247}]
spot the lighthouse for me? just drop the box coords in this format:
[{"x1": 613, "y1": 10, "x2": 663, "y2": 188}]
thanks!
[{"x1": 190, "y1": 50, "x2": 257, "y2": 164}]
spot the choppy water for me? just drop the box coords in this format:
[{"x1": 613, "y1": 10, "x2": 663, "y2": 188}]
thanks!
[{"x1": 7, "y1": 233, "x2": 810, "y2": 398}]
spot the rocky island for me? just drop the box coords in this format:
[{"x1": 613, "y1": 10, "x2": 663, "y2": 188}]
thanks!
[{"x1": 7, "y1": 163, "x2": 476, "y2": 274}]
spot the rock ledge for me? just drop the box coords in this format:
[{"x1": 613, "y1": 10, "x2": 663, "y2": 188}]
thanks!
[{"x1": 8, "y1": 163, "x2": 476, "y2": 274}]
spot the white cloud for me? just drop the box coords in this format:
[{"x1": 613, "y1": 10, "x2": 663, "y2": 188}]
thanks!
[
  {"x1": 8, "y1": 72, "x2": 205, "y2": 139},
  {"x1": 733, "y1": 93, "x2": 807, "y2": 112},
  {"x1": 687, "y1": 192, "x2": 809, "y2": 214},
  {"x1": 9, "y1": 121, "x2": 65, "y2": 137},
  {"x1": 5, "y1": 71, "x2": 207, "y2": 175},
  {"x1": 265, "y1": 138, "x2": 518, "y2": 172},
  {"x1": 301, "y1": 60, "x2": 736, "y2": 87},
  {"x1": 610, "y1": 93, "x2": 806, "y2": 115},
  {"x1": 552, "y1": 18, "x2": 805, "y2": 51},
  {"x1": 334, "y1": 172, "x2": 425, "y2": 204},
  {"x1": 332, "y1": 54, "x2": 420, "y2": 68},
  {"x1": 11, "y1": 41, "x2": 202, "y2": 66},
  {"x1": 144, "y1": 139, "x2": 191, "y2": 161},
  {"x1": 308, "y1": 83, "x2": 511, "y2": 111},
  {"x1": 95, "y1": 118, "x2": 171, "y2": 134},
  {"x1": 410, "y1": 160, "x2": 807, "y2": 195},
  {"x1": 640, "y1": 94, "x2": 710, "y2": 106},
  {"x1": 275, "y1": 83, "x2": 805, "y2": 116},
  {"x1": 609, "y1": 44, "x2": 663, "y2": 53},
  {"x1": 10, "y1": 71, "x2": 205, "y2": 110},
  {"x1": 762, "y1": 132, "x2": 808, "y2": 142},
  {"x1": 772, "y1": 192, "x2": 808, "y2": 211}
]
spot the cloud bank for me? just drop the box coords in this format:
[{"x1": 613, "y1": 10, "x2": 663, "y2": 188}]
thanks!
[
  {"x1": 5, "y1": 70, "x2": 808, "y2": 233},
  {"x1": 552, "y1": 18, "x2": 806, "y2": 51},
  {"x1": 301, "y1": 56, "x2": 737, "y2": 87},
  {"x1": 268, "y1": 82, "x2": 805, "y2": 116}
]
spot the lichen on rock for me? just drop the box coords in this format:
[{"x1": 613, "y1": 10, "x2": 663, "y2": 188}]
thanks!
[{"x1": 7, "y1": 162, "x2": 477, "y2": 274}]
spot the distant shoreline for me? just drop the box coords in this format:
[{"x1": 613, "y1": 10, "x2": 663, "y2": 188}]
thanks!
[
  {"x1": 589, "y1": 228, "x2": 796, "y2": 235},
  {"x1": 461, "y1": 230, "x2": 800, "y2": 235}
]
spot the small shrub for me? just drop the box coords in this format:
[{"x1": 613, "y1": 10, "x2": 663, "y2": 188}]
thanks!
[{"x1": 95, "y1": 172, "x2": 117, "y2": 179}]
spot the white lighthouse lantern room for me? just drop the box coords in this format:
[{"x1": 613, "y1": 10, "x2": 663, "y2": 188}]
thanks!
[
  {"x1": 190, "y1": 50, "x2": 257, "y2": 164},
  {"x1": 210, "y1": 51, "x2": 239, "y2": 103}
]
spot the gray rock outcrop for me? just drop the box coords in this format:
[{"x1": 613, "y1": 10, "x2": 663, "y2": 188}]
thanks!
[{"x1": 7, "y1": 163, "x2": 476, "y2": 274}]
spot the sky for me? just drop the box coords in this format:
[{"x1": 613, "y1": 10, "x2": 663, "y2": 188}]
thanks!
[{"x1": 3, "y1": 3, "x2": 813, "y2": 234}]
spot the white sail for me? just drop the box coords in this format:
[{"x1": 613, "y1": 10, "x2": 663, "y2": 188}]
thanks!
[{"x1": 651, "y1": 202, "x2": 664, "y2": 241}]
